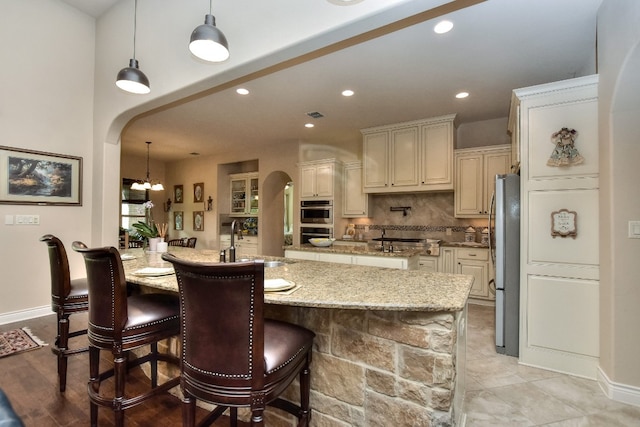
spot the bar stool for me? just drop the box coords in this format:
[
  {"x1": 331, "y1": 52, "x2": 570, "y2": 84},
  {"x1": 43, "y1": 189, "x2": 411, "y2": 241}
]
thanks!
[
  {"x1": 162, "y1": 253, "x2": 315, "y2": 427},
  {"x1": 73, "y1": 242, "x2": 180, "y2": 427},
  {"x1": 40, "y1": 234, "x2": 89, "y2": 393}
]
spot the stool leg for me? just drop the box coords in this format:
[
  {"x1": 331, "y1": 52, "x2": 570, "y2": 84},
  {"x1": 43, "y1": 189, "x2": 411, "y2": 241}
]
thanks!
[
  {"x1": 114, "y1": 352, "x2": 127, "y2": 427},
  {"x1": 230, "y1": 407, "x2": 238, "y2": 427},
  {"x1": 182, "y1": 392, "x2": 196, "y2": 427},
  {"x1": 89, "y1": 346, "x2": 100, "y2": 427},
  {"x1": 150, "y1": 342, "x2": 158, "y2": 388},
  {"x1": 298, "y1": 353, "x2": 312, "y2": 426},
  {"x1": 56, "y1": 313, "x2": 70, "y2": 392}
]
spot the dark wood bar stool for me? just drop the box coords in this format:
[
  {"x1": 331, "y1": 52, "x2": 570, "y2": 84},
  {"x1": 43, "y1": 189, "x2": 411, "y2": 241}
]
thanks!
[
  {"x1": 73, "y1": 242, "x2": 180, "y2": 427},
  {"x1": 162, "y1": 253, "x2": 315, "y2": 427},
  {"x1": 40, "y1": 234, "x2": 89, "y2": 393}
]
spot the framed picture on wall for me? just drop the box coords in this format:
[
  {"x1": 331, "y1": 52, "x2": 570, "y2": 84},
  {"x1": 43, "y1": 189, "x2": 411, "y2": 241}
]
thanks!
[
  {"x1": 193, "y1": 211, "x2": 204, "y2": 231},
  {"x1": 174, "y1": 185, "x2": 183, "y2": 203},
  {"x1": 174, "y1": 211, "x2": 184, "y2": 230},
  {"x1": 0, "y1": 145, "x2": 82, "y2": 205},
  {"x1": 193, "y1": 183, "x2": 204, "y2": 203}
]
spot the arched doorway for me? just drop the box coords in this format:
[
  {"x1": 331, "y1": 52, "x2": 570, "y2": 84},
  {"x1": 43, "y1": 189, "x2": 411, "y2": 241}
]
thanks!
[{"x1": 261, "y1": 171, "x2": 293, "y2": 257}]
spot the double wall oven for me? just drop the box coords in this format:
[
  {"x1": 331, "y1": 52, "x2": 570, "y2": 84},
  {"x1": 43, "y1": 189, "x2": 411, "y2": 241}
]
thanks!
[{"x1": 300, "y1": 200, "x2": 333, "y2": 244}]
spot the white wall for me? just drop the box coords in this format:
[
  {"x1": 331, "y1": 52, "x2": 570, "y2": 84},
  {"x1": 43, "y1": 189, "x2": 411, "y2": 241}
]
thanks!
[
  {"x1": 597, "y1": 0, "x2": 640, "y2": 394},
  {"x1": 0, "y1": 0, "x2": 95, "y2": 321}
]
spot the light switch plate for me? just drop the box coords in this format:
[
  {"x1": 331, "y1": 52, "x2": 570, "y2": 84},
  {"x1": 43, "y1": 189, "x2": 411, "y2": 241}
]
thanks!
[
  {"x1": 4, "y1": 215, "x2": 14, "y2": 225},
  {"x1": 630, "y1": 221, "x2": 640, "y2": 239}
]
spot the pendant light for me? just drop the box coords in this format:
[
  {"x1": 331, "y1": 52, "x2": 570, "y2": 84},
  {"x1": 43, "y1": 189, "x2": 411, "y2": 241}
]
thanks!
[
  {"x1": 189, "y1": 0, "x2": 229, "y2": 62},
  {"x1": 131, "y1": 142, "x2": 164, "y2": 191},
  {"x1": 116, "y1": 0, "x2": 150, "y2": 94}
]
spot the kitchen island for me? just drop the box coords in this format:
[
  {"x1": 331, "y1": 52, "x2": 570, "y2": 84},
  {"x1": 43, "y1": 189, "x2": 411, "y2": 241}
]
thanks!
[
  {"x1": 123, "y1": 247, "x2": 473, "y2": 426},
  {"x1": 284, "y1": 243, "x2": 422, "y2": 270}
]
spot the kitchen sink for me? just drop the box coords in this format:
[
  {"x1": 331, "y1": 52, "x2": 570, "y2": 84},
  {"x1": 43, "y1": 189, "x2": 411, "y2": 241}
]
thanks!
[{"x1": 264, "y1": 261, "x2": 286, "y2": 268}]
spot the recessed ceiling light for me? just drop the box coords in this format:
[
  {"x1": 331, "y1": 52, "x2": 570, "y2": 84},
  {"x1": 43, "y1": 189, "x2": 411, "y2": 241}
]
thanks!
[
  {"x1": 236, "y1": 88, "x2": 249, "y2": 95},
  {"x1": 434, "y1": 20, "x2": 454, "y2": 34},
  {"x1": 305, "y1": 123, "x2": 315, "y2": 128},
  {"x1": 456, "y1": 92, "x2": 469, "y2": 99},
  {"x1": 342, "y1": 89, "x2": 355, "y2": 97}
]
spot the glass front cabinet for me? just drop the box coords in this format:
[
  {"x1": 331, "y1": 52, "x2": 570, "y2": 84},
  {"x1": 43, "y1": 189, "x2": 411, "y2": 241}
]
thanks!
[{"x1": 230, "y1": 172, "x2": 259, "y2": 217}]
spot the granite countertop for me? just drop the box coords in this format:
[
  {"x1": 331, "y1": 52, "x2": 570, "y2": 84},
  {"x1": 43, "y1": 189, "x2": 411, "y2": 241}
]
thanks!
[
  {"x1": 441, "y1": 241, "x2": 489, "y2": 248},
  {"x1": 121, "y1": 248, "x2": 473, "y2": 312},
  {"x1": 286, "y1": 244, "x2": 422, "y2": 257}
]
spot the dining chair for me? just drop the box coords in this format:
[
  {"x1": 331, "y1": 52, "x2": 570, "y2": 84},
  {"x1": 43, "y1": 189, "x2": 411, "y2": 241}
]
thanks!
[
  {"x1": 185, "y1": 237, "x2": 197, "y2": 248},
  {"x1": 167, "y1": 238, "x2": 185, "y2": 247},
  {"x1": 40, "y1": 234, "x2": 89, "y2": 393},
  {"x1": 72, "y1": 242, "x2": 181, "y2": 427},
  {"x1": 161, "y1": 254, "x2": 315, "y2": 427}
]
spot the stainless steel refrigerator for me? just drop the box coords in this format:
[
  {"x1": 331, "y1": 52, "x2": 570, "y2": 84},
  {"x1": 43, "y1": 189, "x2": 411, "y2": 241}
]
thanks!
[{"x1": 490, "y1": 173, "x2": 520, "y2": 357}]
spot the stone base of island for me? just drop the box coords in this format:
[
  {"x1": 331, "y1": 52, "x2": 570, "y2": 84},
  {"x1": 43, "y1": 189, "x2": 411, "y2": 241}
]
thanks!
[{"x1": 122, "y1": 247, "x2": 473, "y2": 426}]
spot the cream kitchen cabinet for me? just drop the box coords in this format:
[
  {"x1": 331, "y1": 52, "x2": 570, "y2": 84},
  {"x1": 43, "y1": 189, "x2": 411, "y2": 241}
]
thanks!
[
  {"x1": 455, "y1": 248, "x2": 491, "y2": 300},
  {"x1": 454, "y1": 145, "x2": 511, "y2": 217},
  {"x1": 361, "y1": 114, "x2": 456, "y2": 193},
  {"x1": 229, "y1": 172, "x2": 259, "y2": 217},
  {"x1": 438, "y1": 246, "x2": 494, "y2": 303},
  {"x1": 342, "y1": 161, "x2": 371, "y2": 217},
  {"x1": 299, "y1": 159, "x2": 339, "y2": 199},
  {"x1": 219, "y1": 234, "x2": 258, "y2": 257}
]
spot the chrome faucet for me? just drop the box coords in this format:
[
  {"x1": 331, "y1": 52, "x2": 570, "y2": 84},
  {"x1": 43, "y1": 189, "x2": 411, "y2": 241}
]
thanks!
[
  {"x1": 229, "y1": 220, "x2": 238, "y2": 262},
  {"x1": 381, "y1": 228, "x2": 386, "y2": 252}
]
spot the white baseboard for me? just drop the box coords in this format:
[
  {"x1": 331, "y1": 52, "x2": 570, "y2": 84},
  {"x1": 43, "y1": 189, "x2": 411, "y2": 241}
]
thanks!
[
  {"x1": 0, "y1": 306, "x2": 51, "y2": 326},
  {"x1": 598, "y1": 367, "x2": 640, "y2": 407}
]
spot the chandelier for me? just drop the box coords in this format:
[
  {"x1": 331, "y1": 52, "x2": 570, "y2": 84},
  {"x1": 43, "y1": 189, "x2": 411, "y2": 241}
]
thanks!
[{"x1": 131, "y1": 141, "x2": 164, "y2": 191}]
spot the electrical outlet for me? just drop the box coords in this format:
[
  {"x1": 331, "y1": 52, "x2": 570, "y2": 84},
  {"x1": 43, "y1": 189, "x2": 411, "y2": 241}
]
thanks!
[
  {"x1": 4, "y1": 215, "x2": 14, "y2": 225},
  {"x1": 630, "y1": 221, "x2": 640, "y2": 239},
  {"x1": 446, "y1": 228, "x2": 452, "y2": 236},
  {"x1": 15, "y1": 215, "x2": 40, "y2": 225}
]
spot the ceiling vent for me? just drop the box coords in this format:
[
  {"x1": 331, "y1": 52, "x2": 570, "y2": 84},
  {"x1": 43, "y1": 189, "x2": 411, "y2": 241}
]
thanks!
[{"x1": 306, "y1": 111, "x2": 324, "y2": 119}]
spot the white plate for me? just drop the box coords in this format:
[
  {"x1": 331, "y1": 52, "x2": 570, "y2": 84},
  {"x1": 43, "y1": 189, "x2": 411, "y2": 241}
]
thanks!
[
  {"x1": 132, "y1": 267, "x2": 174, "y2": 277},
  {"x1": 264, "y1": 279, "x2": 296, "y2": 292},
  {"x1": 120, "y1": 254, "x2": 136, "y2": 260}
]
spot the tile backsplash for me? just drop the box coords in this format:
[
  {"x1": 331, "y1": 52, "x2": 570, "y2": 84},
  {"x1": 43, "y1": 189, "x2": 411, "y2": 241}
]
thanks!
[{"x1": 345, "y1": 192, "x2": 489, "y2": 242}]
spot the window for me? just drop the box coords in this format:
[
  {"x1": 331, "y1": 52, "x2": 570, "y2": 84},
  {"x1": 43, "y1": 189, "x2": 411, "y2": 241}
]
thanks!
[{"x1": 121, "y1": 178, "x2": 147, "y2": 230}]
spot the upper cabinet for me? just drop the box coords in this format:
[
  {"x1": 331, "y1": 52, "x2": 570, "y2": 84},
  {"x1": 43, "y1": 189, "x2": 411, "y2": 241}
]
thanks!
[
  {"x1": 342, "y1": 161, "x2": 371, "y2": 218},
  {"x1": 230, "y1": 172, "x2": 259, "y2": 217},
  {"x1": 299, "y1": 159, "x2": 342, "y2": 199},
  {"x1": 454, "y1": 145, "x2": 511, "y2": 217},
  {"x1": 361, "y1": 114, "x2": 456, "y2": 193}
]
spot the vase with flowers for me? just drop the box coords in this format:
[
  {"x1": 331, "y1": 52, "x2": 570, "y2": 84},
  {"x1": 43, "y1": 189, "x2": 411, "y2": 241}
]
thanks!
[{"x1": 132, "y1": 201, "x2": 166, "y2": 251}]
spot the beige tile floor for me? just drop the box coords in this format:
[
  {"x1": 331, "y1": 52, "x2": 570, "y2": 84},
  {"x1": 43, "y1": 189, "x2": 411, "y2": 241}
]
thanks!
[{"x1": 463, "y1": 304, "x2": 640, "y2": 426}]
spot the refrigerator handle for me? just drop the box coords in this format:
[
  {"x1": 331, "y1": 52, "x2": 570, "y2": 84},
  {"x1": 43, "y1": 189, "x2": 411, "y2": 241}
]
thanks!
[{"x1": 488, "y1": 191, "x2": 495, "y2": 265}]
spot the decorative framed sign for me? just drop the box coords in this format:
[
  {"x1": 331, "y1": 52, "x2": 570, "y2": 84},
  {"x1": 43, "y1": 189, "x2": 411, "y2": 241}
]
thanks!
[
  {"x1": 193, "y1": 182, "x2": 204, "y2": 203},
  {"x1": 193, "y1": 211, "x2": 204, "y2": 231},
  {"x1": 551, "y1": 209, "x2": 577, "y2": 238},
  {"x1": 174, "y1": 211, "x2": 184, "y2": 230},
  {"x1": 0, "y1": 145, "x2": 82, "y2": 205},
  {"x1": 174, "y1": 185, "x2": 183, "y2": 203}
]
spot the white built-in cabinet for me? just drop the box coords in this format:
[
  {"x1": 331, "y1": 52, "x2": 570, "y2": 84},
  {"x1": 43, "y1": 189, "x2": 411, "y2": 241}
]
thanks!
[
  {"x1": 342, "y1": 161, "x2": 370, "y2": 217},
  {"x1": 455, "y1": 145, "x2": 511, "y2": 217},
  {"x1": 300, "y1": 160, "x2": 336, "y2": 199},
  {"x1": 284, "y1": 250, "x2": 418, "y2": 270},
  {"x1": 361, "y1": 114, "x2": 456, "y2": 193},
  {"x1": 229, "y1": 172, "x2": 259, "y2": 217},
  {"x1": 219, "y1": 234, "x2": 258, "y2": 257},
  {"x1": 514, "y1": 75, "x2": 599, "y2": 378}
]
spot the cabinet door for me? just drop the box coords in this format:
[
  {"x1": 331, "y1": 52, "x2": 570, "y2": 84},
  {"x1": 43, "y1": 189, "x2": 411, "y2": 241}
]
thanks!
[
  {"x1": 230, "y1": 178, "x2": 248, "y2": 214},
  {"x1": 455, "y1": 154, "x2": 483, "y2": 216},
  {"x1": 457, "y1": 260, "x2": 489, "y2": 298},
  {"x1": 315, "y1": 163, "x2": 334, "y2": 198},
  {"x1": 300, "y1": 165, "x2": 318, "y2": 198},
  {"x1": 363, "y1": 132, "x2": 389, "y2": 189},
  {"x1": 439, "y1": 247, "x2": 456, "y2": 273},
  {"x1": 421, "y1": 122, "x2": 453, "y2": 188},
  {"x1": 248, "y1": 175, "x2": 259, "y2": 214},
  {"x1": 419, "y1": 256, "x2": 438, "y2": 272},
  {"x1": 390, "y1": 126, "x2": 419, "y2": 187},
  {"x1": 343, "y1": 163, "x2": 368, "y2": 217},
  {"x1": 483, "y1": 151, "x2": 511, "y2": 214}
]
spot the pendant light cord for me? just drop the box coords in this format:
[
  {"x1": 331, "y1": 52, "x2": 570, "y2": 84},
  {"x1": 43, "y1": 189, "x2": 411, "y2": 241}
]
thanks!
[
  {"x1": 209, "y1": 0, "x2": 212, "y2": 15},
  {"x1": 145, "y1": 141, "x2": 150, "y2": 180},
  {"x1": 132, "y1": 0, "x2": 138, "y2": 60}
]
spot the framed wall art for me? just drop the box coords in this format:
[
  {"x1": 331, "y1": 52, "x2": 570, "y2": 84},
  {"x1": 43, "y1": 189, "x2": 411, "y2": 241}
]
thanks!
[
  {"x1": 193, "y1": 211, "x2": 204, "y2": 231},
  {"x1": 193, "y1": 183, "x2": 204, "y2": 203},
  {"x1": 174, "y1": 185, "x2": 183, "y2": 203},
  {"x1": 174, "y1": 211, "x2": 184, "y2": 230},
  {"x1": 0, "y1": 145, "x2": 82, "y2": 205}
]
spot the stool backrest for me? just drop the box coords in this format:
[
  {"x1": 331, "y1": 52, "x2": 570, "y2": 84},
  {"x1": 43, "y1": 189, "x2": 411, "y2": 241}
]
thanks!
[
  {"x1": 40, "y1": 234, "x2": 72, "y2": 305},
  {"x1": 72, "y1": 243, "x2": 128, "y2": 342},
  {"x1": 162, "y1": 254, "x2": 265, "y2": 394}
]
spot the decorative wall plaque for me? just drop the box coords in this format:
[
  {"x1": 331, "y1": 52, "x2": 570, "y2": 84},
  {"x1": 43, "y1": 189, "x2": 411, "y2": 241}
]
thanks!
[{"x1": 551, "y1": 209, "x2": 577, "y2": 238}]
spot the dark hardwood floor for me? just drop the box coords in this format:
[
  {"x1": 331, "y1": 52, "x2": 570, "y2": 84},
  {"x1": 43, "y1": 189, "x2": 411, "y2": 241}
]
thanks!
[{"x1": 0, "y1": 312, "x2": 244, "y2": 426}]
